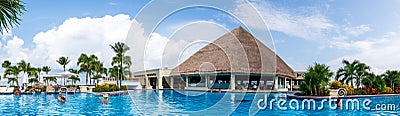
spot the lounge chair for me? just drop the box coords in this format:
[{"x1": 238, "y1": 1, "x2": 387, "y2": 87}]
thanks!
[
  {"x1": 80, "y1": 86, "x2": 88, "y2": 92},
  {"x1": 5, "y1": 87, "x2": 14, "y2": 94},
  {"x1": 46, "y1": 86, "x2": 55, "y2": 93},
  {"x1": 0, "y1": 87, "x2": 7, "y2": 94}
]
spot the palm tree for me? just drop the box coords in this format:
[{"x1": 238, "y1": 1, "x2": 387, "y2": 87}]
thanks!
[
  {"x1": 28, "y1": 78, "x2": 38, "y2": 86},
  {"x1": 0, "y1": 0, "x2": 26, "y2": 34},
  {"x1": 2, "y1": 60, "x2": 11, "y2": 68},
  {"x1": 300, "y1": 63, "x2": 332, "y2": 96},
  {"x1": 383, "y1": 70, "x2": 400, "y2": 92},
  {"x1": 354, "y1": 63, "x2": 370, "y2": 89},
  {"x1": 110, "y1": 42, "x2": 132, "y2": 87},
  {"x1": 77, "y1": 53, "x2": 98, "y2": 85},
  {"x1": 5, "y1": 66, "x2": 20, "y2": 86},
  {"x1": 44, "y1": 77, "x2": 57, "y2": 85},
  {"x1": 336, "y1": 60, "x2": 361, "y2": 88},
  {"x1": 68, "y1": 68, "x2": 80, "y2": 85},
  {"x1": 57, "y1": 56, "x2": 71, "y2": 85},
  {"x1": 57, "y1": 56, "x2": 71, "y2": 71},
  {"x1": 42, "y1": 66, "x2": 51, "y2": 74},
  {"x1": 2, "y1": 60, "x2": 11, "y2": 78},
  {"x1": 362, "y1": 73, "x2": 386, "y2": 94},
  {"x1": 108, "y1": 66, "x2": 119, "y2": 81},
  {"x1": 17, "y1": 60, "x2": 37, "y2": 77},
  {"x1": 91, "y1": 61, "x2": 107, "y2": 85}
]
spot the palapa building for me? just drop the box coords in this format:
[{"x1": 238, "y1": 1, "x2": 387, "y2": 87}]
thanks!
[{"x1": 135, "y1": 27, "x2": 302, "y2": 91}]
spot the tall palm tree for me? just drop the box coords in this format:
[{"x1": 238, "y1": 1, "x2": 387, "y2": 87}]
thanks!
[
  {"x1": 57, "y1": 56, "x2": 71, "y2": 71},
  {"x1": 0, "y1": 0, "x2": 26, "y2": 34},
  {"x1": 2, "y1": 60, "x2": 11, "y2": 68},
  {"x1": 383, "y1": 70, "x2": 400, "y2": 92},
  {"x1": 2, "y1": 60, "x2": 11, "y2": 78},
  {"x1": 42, "y1": 66, "x2": 51, "y2": 74},
  {"x1": 110, "y1": 42, "x2": 132, "y2": 87},
  {"x1": 17, "y1": 60, "x2": 37, "y2": 77},
  {"x1": 68, "y1": 68, "x2": 80, "y2": 85},
  {"x1": 91, "y1": 61, "x2": 107, "y2": 85},
  {"x1": 336, "y1": 60, "x2": 360, "y2": 88},
  {"x1": 57, "y1": 56, "x2": 71, "y2": 85},
  {"x1": 5, "y1": 66, "x2": 20, "y2": 86},
  {"x1": 354, "y1": 63, "x2": 370, "y2": 89},
  {"x1": 300, "y1": 63, "x2": 332, "y2": 96}
]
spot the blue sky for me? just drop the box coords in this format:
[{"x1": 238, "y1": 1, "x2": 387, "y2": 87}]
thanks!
[{"x1": 1, "y1": 0, "x2": 400, "y2": 84}]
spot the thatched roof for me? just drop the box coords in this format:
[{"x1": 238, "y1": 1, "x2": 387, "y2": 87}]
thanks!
[{"x1": 170, "y1": 26, "x2": 294, "y2": 78}]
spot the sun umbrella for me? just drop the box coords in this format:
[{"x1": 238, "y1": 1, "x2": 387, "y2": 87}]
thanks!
[
  {"x1": 57, "y1": 71, "x2": 78, "y2": 85},
  {"x1": 39, "y1": 72, "x2": 44, "y2": 84},
  {"x1": 22, "y1": 72, "x2": 29, "y2": 85}
]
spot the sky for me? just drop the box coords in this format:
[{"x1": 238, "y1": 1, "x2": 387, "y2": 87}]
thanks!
[{"x1": 1, "y1": 0, "x2": 400, "y2": 85}]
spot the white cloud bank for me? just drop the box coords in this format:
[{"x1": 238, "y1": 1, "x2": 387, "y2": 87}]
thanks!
[{"x1": 1, "y1": 14, "x2": 133, "y2": 70}]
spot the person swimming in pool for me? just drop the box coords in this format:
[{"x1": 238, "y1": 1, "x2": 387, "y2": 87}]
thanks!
[
  {"x1": 99, "y1": 94, "x2": 109, "y2": 103},
  {"x1": 58, "y1": 91, "x2": 66, "y2": 102}
]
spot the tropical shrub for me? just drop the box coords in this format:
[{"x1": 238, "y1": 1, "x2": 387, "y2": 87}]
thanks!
[
  {"x1": 341, "y1": 84, "x2": 354, "y2": 95},
  {"x1": 354, "y1": 89, "x2": 367, "y2": 95},
  {"x1": 362, "y1": 73, "x2": 386, "y2": 94},
  {"x1": 329, "y1": 81, "x2": 342, "y2": 89},
  {"x1": 93, "y1": 83, "x2": 127, "y2": 92},
  {"x1": 383, "y1": 87, "x2": 394, "y2": 94},
  {"x1": 300, "y1": 63, "x2": 333, "y2": 96}
]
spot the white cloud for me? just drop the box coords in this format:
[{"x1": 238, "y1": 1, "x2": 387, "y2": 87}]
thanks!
[
  {"x1": 2, "y1": 36, "x2": 29, "y2": 62},
  {"x1": 232, "y1": 0, "x2": 334, "y2": 40},
  {"x1": 343, "y1": 24, "x2": 371, "y2": 36},
  {"x1": 0, "y1": 14, "x2": 134, "y2": 72},
  {"x1": 1, "y1": 29, "x2": 12, "y2": 41},
  {"x1": 108, "y1": 2, "x2": 117, "y2": 6},
  {"x1": 327, "y1": 32, "x2": 400, "y2": 74}
]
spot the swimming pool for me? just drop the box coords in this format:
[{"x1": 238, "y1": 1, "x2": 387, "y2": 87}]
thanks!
[{"x1": 0, "y1": 90, "x2": 399, "y2": 115}]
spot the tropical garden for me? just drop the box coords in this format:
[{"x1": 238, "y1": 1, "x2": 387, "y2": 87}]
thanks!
[{"x1": 300, "y1": 59, "x2": 399, "y2": 96}]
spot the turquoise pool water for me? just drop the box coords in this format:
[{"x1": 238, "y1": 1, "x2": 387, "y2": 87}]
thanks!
[{"x1": 0, "y1": 90, "x2": 399, "y2": 115}]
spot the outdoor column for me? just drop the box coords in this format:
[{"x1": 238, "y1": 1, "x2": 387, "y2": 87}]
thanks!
[
  {"x1": 274, "y1": 76, "x2": 278, "y2": 90},
  {"x1": 170, "y1": 77, "x2": 174, "y2": 89},
  {"x1": 290, "y1": 79, "x2": 293, "y2": 91},
  {"x1": 185, "y1": 76, "x2": 189, "y2": 88},
  {"x1": 230, "y1": 74, "x2": 236, "y2": 91},
  {"x1": 205, "y1": 76, "x2": 209, "y2": 89},
  {"x1": 284, "y1": 77, "x2": 287, "y2": 89},
  {"x1": 157, "y1": 77, "x2": 163, "y2": 90},
  {"x1": 145, "y1": 75, "x2": 151, "y2": 89}
]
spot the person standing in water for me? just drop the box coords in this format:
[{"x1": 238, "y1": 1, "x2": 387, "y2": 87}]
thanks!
[
  {"x1": 99, "y1": 94, "x2": 109, "y2": 103},
  {"x1": 58, "y1": 91, "x2": 66, "y2": 102}
]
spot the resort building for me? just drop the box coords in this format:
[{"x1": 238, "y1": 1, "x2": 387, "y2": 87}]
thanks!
[
  {"x1": 133, "y1": 68, "x2": 171, "y2": 89},
  {"x1": 133, "y1": 27, "x2": 303, "y2": 91},
  {"x1": 166, "y1": 26, "x2": 299, "y2": 91}
]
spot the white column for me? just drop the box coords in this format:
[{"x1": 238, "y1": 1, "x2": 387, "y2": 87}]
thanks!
[
  {"x1": 170, "y1": 77, "x2": 174, "y2": 89},
  {"x1": 185, "y1": 76, "x2": 189, "y2": 88},
  {"x1": 205, "y1": 76, "x2": 209, "y2": 89},
  {"x1": 145, "y1": 75, "x2": 152, "y2": 89},
  {"x1": 290, "y1": 78, "x2": 293, "y2": 91},
  {"x1": 274, "y1": 76, "x2": 278, "y2": 90},
  {"x1": 230, "y1": 74, "x2": 236, "y2": 90},
  {"x1": 157, "y1": 77, "x2": 163, "y2": 90},
  {"x1": 284, "y1": 77, "x2": 287, "y2": 89}
]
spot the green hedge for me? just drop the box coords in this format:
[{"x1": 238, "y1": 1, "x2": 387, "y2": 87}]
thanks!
[{"x1": 93, "y1": 84, "x2": 127, "y2": 92}]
